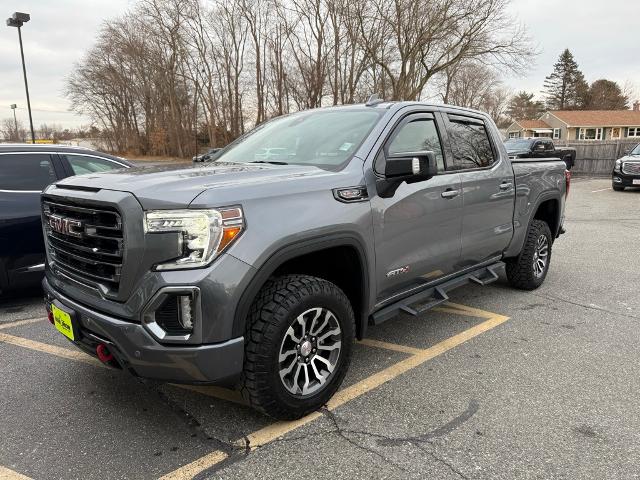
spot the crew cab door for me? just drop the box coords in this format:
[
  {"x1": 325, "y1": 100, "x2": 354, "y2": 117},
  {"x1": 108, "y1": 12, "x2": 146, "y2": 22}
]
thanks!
[
  {"x1": 443, "y1": 113, "x2": 515, "y2": 266},
  {"x1": 370, "y1": 112, "x2": 463, "y2": 301}
]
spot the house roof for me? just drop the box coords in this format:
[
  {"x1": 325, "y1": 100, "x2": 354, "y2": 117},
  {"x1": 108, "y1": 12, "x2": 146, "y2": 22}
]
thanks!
[
  {"x1": 549, "y1": 110, "x2": 640, "y2": 127},
  {"x1": 515, "y1": 119, "x2": 551, "y2": 129}
]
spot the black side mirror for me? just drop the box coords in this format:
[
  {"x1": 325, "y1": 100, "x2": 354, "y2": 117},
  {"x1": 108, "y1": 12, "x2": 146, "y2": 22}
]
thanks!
[{"x1": 377, "y1": 151, "x2": 437, "y2": 198}]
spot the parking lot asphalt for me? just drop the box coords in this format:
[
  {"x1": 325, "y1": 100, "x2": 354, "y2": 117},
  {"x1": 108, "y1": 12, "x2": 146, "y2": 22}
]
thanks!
[{"x1": 1, "y1": 177, "x2": 639, "y2": 480}]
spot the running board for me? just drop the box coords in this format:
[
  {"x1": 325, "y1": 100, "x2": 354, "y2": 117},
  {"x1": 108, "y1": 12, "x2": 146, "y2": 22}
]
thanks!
[{"x1": 370, "y1": 262, "x2": 504, "y2": 325}]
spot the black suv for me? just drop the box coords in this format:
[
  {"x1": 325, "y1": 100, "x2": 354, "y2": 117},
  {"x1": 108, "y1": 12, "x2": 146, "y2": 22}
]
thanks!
[
  {"x1": 612, "y1": 143, "x2": 640, "y2": 191},
  {"x1": 0, "y1": 144, "x2": 132, "y2": 293}
]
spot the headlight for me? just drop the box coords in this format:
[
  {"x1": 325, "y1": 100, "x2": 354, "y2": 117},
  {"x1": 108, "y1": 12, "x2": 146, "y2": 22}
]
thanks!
[
  {"x1": 614, "y1": 159, "x2": 622, "y2": 172},
  {"x1": 144, "y1": 207, "x2": 244, "y2": 270}
]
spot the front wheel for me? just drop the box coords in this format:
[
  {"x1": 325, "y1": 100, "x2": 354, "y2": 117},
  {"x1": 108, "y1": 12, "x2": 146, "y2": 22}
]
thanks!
[
  {"x1": 506, "y1": 219, "x2": 553, "y2": 290},
  {"x1": 240, "y1": 274, "x2": 354, "y2": 420}
]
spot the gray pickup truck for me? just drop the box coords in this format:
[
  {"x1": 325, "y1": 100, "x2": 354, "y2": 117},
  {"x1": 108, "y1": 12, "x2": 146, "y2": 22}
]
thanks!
[{"x1": 42, "y1": 101, "x2": 569, "y2": 419}]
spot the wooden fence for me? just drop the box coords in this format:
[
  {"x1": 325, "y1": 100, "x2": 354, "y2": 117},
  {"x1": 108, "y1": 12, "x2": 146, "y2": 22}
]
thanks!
[{"x1": 554, "y1": 140, "x2": 638, "y2": 175}]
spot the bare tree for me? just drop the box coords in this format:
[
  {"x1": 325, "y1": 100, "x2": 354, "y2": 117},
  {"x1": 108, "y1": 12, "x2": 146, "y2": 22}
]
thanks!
[{"x1": 66, "y1": 0, "x2": 532, "y2": 157}]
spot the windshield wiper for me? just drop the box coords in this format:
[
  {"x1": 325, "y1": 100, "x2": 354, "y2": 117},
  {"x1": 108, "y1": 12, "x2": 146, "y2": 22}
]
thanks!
[{"x1": 248, "y1": 160, "x2": 289, "y2": 165}]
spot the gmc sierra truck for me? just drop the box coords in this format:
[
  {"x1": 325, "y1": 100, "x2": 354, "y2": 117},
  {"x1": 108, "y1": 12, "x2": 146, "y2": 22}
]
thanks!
[{"x1": 42, "y1": 101, "x2": 569, "y2": 420}]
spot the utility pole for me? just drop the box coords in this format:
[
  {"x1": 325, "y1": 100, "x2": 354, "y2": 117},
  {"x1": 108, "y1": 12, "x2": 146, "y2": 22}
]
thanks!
[{"x1": 6, "y1": 12, "x2": 35, "y2": 144}]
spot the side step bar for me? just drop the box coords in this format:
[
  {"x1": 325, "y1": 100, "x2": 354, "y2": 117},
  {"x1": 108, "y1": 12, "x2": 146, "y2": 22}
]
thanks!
[{"x1": 370, "y1": 261, "x2": 504, "y2": 325}]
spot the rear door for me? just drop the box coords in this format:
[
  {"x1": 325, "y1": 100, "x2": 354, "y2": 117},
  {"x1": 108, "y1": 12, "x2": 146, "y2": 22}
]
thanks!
[
  {"x1": 371, "y1": 111, "x2": 463, "y2": 301},
  {"x1": 0, "y1": 152, "x2": 64, "y2": 287},
  {"x1": 443, "y1": 113, "x2": 515, "y2": 267}
]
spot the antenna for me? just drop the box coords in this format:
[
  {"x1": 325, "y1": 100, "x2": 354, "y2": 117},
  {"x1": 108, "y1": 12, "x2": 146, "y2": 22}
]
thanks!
[{"x1": 365, "y1": 94, "x2": 384, "y2": 107}]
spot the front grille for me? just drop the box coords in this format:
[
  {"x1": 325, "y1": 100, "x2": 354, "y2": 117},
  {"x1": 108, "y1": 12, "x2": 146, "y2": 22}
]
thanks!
[
  {"x1": 43, "y1": 199, "x2": 124, "y2": 291},
  {"x1": 622, "y1": 161, "x2": 640, "y2": 175}
]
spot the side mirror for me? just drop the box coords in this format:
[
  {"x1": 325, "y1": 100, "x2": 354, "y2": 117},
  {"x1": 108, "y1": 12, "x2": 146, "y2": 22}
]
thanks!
[{"x1": 377, "y1": 151, "x2": 437, "y2": 198}]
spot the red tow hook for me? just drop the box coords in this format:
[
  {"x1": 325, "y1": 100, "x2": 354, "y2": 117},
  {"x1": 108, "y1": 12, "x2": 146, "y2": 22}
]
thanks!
[{"x1": 96, "y1": 343, "x2": 114, "y2": 363}]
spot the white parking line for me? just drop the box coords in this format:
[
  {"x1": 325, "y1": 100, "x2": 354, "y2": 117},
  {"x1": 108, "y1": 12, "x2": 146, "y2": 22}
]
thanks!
[{"x1": 591, "y1": 188, "x2": 611, "y2": 193}]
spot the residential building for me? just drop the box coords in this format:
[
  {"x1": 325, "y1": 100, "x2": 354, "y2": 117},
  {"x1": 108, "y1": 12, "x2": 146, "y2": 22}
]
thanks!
[{"x1": 506, "y1": 102, "x2": 640, "y2": 141}]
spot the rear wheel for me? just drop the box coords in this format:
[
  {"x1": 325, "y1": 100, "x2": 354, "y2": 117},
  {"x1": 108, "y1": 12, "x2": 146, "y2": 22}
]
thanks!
[
  {"x1": 612, "y1": 184, "x2": 625, "y2": 191},
  {"x1": 506, "y1": 219, "x2": 552, "y2": 290},
  {"x1": 240, "y1": 274, "x2": 354, "y2": 420}
]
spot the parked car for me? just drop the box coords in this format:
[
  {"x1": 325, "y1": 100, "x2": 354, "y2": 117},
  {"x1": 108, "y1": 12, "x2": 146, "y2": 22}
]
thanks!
[
  {"x1": 41, "y1": 102, "x2": 569, "y2": 420},
  {"x1": 0, "y1": 144, "x2": 132, "y2": 294},
  {"x1": 612, "y1": 143, "x2": 640, "y2": 191},
  {"x1": 504, "y1": 137, "x2": 576, "y2": 170},
  {"x1": 192, "y1": 147, "x2": 222, "y2": 163}
]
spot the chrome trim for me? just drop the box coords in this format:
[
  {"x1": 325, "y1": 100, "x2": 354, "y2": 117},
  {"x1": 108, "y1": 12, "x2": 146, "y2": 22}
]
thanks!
[{"x1": 16, "y1": 263, "x2": 45, "y2": 273}]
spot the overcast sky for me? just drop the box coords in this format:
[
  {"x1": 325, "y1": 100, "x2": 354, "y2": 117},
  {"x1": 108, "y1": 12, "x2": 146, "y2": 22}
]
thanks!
[{"x1": 0, "y1": 0, "x2": 638, "y2": 130}]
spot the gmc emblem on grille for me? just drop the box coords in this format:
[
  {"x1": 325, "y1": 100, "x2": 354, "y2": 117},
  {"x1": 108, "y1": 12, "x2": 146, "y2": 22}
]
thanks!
[{"x1": 48, "y1": 215, "x2": 83, "y2": 238}]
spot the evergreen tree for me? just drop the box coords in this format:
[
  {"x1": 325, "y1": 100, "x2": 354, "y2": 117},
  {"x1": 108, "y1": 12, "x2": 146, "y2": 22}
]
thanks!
[
  {"x1": 506, "y1": 91, "x2": 545, "y2": 120},
  {"x1": 587, "y1": 79, "x2": 629, "y2": 110},
  {"x1": 543, "y1": 49, "x2": 589, "y2": 110}
]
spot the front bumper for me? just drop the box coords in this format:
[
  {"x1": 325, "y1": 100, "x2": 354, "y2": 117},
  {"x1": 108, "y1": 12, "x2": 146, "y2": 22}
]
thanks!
[
  {"x1": 43, "y1": 277, "x2": 244, "y2": 385},
  {"x1": 612, "y1": 172, "x2": 640, "y2": 187}
]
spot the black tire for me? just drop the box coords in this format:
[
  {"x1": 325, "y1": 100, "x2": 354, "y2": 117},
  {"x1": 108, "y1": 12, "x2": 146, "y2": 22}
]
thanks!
[
  {"x1": 506, "y1": 219, "x2": 553, "y2": 290},
  {"x1": 240, "y1": 274, "x2": 354, "y2": 420},
  {"x1": 612, "y1": 184, "x2": 625, "y2": 191}
]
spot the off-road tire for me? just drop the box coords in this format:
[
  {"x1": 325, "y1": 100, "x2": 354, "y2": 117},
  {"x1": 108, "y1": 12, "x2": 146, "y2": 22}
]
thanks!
[
  {"x1": 612, "y1": 184, "x2": 625, "y2": 191},
  {"x1": 239, "y1": 274, "x2": 354, "y2": 420},
  {"x1": 506, "y1": 219, "x2": 553, "y2": 290}
]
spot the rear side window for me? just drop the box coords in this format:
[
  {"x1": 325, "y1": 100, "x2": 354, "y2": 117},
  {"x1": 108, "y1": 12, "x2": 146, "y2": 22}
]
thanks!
[
  {"x1": 447, "y1": 120, "x2": 495, "y2": 170},
  {"x1": 0, "y1": 153, "x2": 56, "y2": 191},
  {"x1": 387, "y1": 118, "x2": 445, "y2": 171},
  {"x1": 63, "y1": 154, "x2": 124, "y2": 175}
]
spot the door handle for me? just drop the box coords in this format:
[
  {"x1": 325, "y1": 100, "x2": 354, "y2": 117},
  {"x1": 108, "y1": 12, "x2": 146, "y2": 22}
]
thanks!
[
  {"x1": 441, "y1": 189, "x2": 460, "y2": 199},
  {"x1": 499, "y1": 182, "x2": 513, "y2": 191}
]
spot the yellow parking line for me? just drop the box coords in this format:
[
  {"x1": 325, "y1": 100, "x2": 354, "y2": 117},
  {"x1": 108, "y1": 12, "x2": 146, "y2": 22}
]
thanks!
[
  {"x1": 0, "y1": 332, "x2": 104, "y2": 368},
  {"x1": 0, "y1": 317, "x2": 46, "y2": 330},
  {"x1": 0, "y1": 466, "x2": 32, "y2": 480},
  {"x1": 357, "y1": 338, "x2": 424, "y2": 355},
  {"x1": 160, "y1": 307, "x2": 509, "y2": 478},
  {"x1": 158, "y1": 451, "x2": 229, "y2": 480}
]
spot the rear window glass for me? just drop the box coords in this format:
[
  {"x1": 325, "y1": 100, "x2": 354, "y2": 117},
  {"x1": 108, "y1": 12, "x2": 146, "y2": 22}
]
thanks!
[
  {"x1": 447, "y1": 120, "x2": 495, "y2": 170},
  {"x1": 63, "y1": 154, "x2": 124, "y2": 175},
  {"x1": 0, "y1": 153, "x2": 56, "y2": 191}
]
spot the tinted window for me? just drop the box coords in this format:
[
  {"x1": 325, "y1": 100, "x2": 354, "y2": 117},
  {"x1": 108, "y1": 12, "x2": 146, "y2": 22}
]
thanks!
[
  {"x1": 447, "y1": 120, "x2": 495, "y2": 170},
  {"x1": 0, "y1": 153, "x2": 56, "y2": 191},
  {"x1": 64, "y1": 154, "x2": 124, "y2": 175},
  {"x1": 387, "y1": 118, "x2": 445, "y2": 171}
]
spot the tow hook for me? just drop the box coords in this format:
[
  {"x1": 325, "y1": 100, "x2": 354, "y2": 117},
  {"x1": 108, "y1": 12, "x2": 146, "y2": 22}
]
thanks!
[{"x1": 96, "y1": 343, "x2": 114, "y2": 364}]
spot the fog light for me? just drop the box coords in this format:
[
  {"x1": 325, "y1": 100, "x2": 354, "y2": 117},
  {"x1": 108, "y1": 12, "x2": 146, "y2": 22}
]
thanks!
[
  {"x1": 613, "y1": 177, "x2": 622, "y2": 183},
  {"x1": 178, "y1": 295, "x2": 193, "y2": 331}
]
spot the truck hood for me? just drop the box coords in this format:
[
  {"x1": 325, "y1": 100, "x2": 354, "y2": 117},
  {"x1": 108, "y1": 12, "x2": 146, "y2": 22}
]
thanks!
[{"x1": 54, "y1": 162, "x2": 341, "y2": 209}]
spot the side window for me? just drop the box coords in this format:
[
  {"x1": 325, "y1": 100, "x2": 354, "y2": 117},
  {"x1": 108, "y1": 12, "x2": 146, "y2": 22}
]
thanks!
[
  {"x1": 544, "y1": 140, "x2": 554, "y2": 151},
  {"x1": 0, "y1": 153, "x2": 56, "y2": 191},
  {"x1": 63, "y1": 154, "x2": 124, "y2": 175},
  {"x1": 386, "y1": 118, "x2": 445, "y2": 171},
  {"x1": 447, "y1": 119, "x2": 496, "y2": 170}
]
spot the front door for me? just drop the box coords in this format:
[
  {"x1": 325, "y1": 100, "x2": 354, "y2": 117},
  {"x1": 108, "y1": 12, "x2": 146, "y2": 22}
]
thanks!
[
  {"x1": 443, "y1": 113, "x2": 515, "y2": 267},
  {"x1": 370, "y1": 112, "x2": 463, "y2": 302}
]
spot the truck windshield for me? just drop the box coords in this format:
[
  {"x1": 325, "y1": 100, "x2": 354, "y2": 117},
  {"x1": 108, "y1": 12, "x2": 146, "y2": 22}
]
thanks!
[
  {"x1": 630, "y1": 144, "x2": 640, "y2": 155},
  {"x1": 504, "y1": 139, "x2": 534, "y2": 152},
  {"x1": 214, "y1": 109, "x2": 383, "y2": 168}
]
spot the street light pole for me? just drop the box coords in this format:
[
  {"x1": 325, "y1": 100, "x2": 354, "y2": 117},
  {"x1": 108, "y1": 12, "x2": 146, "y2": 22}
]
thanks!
[
  {"x1": 6, "y1": 12, "x2": 35, "y2": 144},
  {"x1": 10, "y1": 104, "x2": 18, "y2": 141}
]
